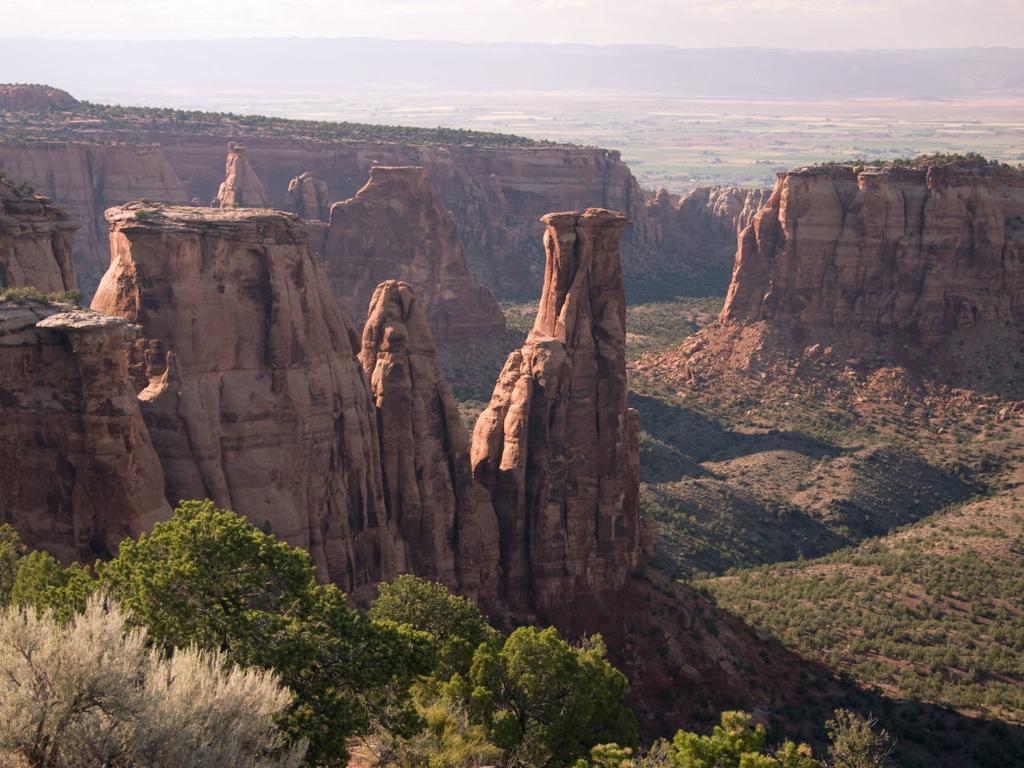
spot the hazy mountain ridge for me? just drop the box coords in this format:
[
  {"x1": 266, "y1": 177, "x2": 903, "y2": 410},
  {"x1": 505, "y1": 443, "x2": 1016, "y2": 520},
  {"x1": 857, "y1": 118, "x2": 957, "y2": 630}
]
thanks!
[{"x1": 1, "y1": 39, "x2": 1023, "y2": 98}]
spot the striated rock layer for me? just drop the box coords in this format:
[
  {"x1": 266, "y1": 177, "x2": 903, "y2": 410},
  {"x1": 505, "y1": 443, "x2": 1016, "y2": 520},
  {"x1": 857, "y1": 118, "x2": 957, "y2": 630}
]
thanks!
[
  {"x1": 0, "y1": 142, "x2": 188, "y2": 293},
  {"x1": 471, "y1": 208, "x2": 647, "y2": 613},
  {"x1": 324, "y1": 166, "x2": 505, "y2": 342},
  {"x1": 92, "y1": 202, "x2": 403, "y2": 593},
  {"x1": 634, "y1": 185, "x2": 768, "y2": 299},
  {"x1": 214, "y1": 143, "x2": 270, "y2": 208},
  {"x1": 0, "y1": 132, "x2": 650, "y2": 301},
  {"x1": 360, "y1": 280, "x2": 499, "y2": 598},
  {"x1": 722, "y1": 160, "x2": 1024, "y2": 345},
  {"x1": 0, "y1": 176, "x2": 76, "y2": 292},
  {"x1": 0, "y1": 301, "x2": 170, "y2": 561}
]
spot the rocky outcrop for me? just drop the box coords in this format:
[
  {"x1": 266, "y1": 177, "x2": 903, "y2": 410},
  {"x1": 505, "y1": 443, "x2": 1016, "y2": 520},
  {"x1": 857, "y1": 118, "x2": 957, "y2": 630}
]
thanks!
[
  {"x1": 360, "y1": 280, "x2": 499, "y2": 597},
  {"x1": 93, "y1": 202, "x2": 402, "y2": 593},
  {"x1": 722, "y1": 160, "x2": 1024, "y2": 344},
  {"x1": 0, "y1": 142, "x2": 188, "y2": 293},
  {"x1": 0, "y1": 301, "x2": 170, "y2": 562},
  {"x1": 287, "y1": 171, "x2": 330, "y2": 221},
  {"x1": 1, "y1": 125, "x2": 652, "y2": 301},
  {"x1": 0, "y1": 177, "x2": 76, "y2": 292},
  {"x1": 214, "y1": 143, "x2": 270, "y2": 208},
  {"x1": 470, "y1": 208, "x2": 646, "y2": 613},
  {"x1": 323, "y1": 166, "x2": 505, "y2": 342},
  {"x1": 0, "y1": 84, "x2": 78, "y2": 111},
  {"x1": 632, "y1": 185, "x2": 769, "y2": 299}
]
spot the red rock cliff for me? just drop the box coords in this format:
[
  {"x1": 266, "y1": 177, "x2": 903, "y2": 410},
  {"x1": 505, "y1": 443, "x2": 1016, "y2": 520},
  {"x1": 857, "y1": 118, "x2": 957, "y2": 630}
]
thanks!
[
  {"x1": 92, "y1": 202, "x2": 403, "y2": 593},
  {"x1": 0, "y1": 301, "x2": 170, "y2": 561},
  {"x1": 470, "y1": 208, "x2": 646, "y2": 613},
  {"x1": 722, "y1": 161, "x2": 1024, "y2": 346},
  {"x1": 0, "y1": 142, "x2": 188, "y2": 293},
  {"x1": 360, "y1": 280, "x2": 500, "y2": 598},
  {"x1": 0, "y1": 127, "x2": 651, "y2": 301},
  {"x1": 635, "y1": 185, "x2": 768, "y2": 298},
  {"x1": 0, "y1": 176, "x2": 76, "y2": 292},
  {"x1": 324, "y1": 166, "x2": 505, "y2": 343}
]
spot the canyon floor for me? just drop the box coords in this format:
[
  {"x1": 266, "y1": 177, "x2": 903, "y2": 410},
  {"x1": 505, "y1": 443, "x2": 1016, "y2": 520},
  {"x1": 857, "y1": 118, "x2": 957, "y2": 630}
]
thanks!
[{"x1": 443, "y1": 297, "x2": 1024, "y2": 763}]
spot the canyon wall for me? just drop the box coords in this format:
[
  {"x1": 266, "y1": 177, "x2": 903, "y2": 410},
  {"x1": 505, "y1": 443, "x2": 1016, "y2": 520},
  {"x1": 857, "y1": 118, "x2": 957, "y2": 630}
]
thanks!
[
  {"x1": 323, "y1": 165, "x2": 505, "y2": 341},
  {"x1": 360, "y1": 280, "x2": 499, "y2": 598},
  {"x1": 722, "y1": 161, "x2": 1024, "y2": 345},
  {"x1": 0, "y1": 132, "x2": 651, "y2": 300},
  {"x1": 0, "y1": 142, "x2": 188, "y2": 292},
  {"x1": 634, "y1": 185, "x2": 768, "y2": 299},
  {"x1": 0, "y1": 302, "x2": 170, "y2": 561},
  {"x1": 0, "y1": 177, "x2": 76, "y2": 292},
  {"x1": 470, "y1": 208, "x2": 647, "y2": 613},
  {"x1": 92, "y1": 202, "x2": 403, "y2": 593}
]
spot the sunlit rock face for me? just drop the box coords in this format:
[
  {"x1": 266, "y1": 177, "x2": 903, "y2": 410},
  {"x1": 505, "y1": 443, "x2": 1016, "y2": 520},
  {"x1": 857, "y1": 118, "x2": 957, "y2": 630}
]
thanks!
[
  {"x1": 471, "y1": 208, "x2": 648, "y2": 613},
  {"x1": 722, "y1": 161, "x2": 1024, "y2": 345},
  {"x1": 94, "y1": 202, "x2": 402, "y2": 594}
]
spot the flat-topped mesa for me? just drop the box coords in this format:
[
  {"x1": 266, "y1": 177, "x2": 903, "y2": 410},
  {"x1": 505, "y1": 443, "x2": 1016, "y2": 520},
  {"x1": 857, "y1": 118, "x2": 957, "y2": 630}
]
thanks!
[
  {"x1": 0, "y1": 176, "x2": 76, "y2": 292},
  {"x1": 93, "y1": 202, "x2": 403, "y2": 593},
  {"x1": 471, "y1": 208, "x2": 647, "y2": 614},
  {"x1": 0, "y1": 301, "x2": 170, "y2": 561},
  {"x1": 0, "y1": 84, "x2": 78, "y2": 111},
  {"x1": 721, "y1": 160, "x2": 1024, "y2": 347},
  {"x1": 360, "y1": 280, "x2": 500, "y2": 599},
  {"x1": 323, "y1": 165, "x2": 506, "y2": 343},
  {"x1": 287, "y1": 171, "x2": 331, "y2": 222},
  {"x1": 214, "y1": 142, "x2": 270, "y2": 208}
]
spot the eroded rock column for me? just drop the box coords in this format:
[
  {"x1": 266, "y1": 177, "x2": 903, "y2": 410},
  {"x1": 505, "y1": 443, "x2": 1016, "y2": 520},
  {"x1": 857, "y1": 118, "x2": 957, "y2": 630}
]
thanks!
[{"x1": 471, "y1": 208, "x2": 645, "y2": 613}]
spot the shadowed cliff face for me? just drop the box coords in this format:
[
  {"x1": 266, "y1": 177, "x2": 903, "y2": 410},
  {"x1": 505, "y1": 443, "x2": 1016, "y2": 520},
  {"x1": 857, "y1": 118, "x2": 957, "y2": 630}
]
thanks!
[
  {"x1": 633, "y1": 185, "x2": 769, "y2": 300},
  {"x1": 359, "y1": 280, "x2": 500, "y2": 599},
  {"x1": 287, "y1": 171, "x2": 330, "y2": 221},
  {"x1": 324, "y1": 165, "x2": 506, "y2": 343},
  {"x1": 470, "y1": 208, "x2": 649, "y2": 613},
  {"x1": 722, "y1": 162, "x2": 1024, "y2": 345},
  {"x1": 0, "y1": 177, "x2": 76, "y2": 292},
  {"x1": 92, "y1": 202, "x2": 404, "y2": 594},
  {"x1": 0, "y1": 303, "x2": 170, "y2": 561},
  {"x1": 0, "y1": 144, "x2": 189, "y2": 294}
]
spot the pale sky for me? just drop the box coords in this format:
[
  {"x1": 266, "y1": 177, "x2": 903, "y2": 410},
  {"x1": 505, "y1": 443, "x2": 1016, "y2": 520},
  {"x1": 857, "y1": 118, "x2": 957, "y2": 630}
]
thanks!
[{"x1": 1, "y1": 0, "x2": 1022, "y2": 48}]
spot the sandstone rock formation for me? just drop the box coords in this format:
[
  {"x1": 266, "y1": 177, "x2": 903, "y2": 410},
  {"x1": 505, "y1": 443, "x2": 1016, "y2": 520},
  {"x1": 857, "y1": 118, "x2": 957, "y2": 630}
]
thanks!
[
  {"x1": 214, "y1": 143, "x2": 270, "y2": 208},
  {"x1": 470, "y1": 208, "x2": 646, "y2": 612},
  {"x1": 0, "y1": 176, "x2": 76, "y2": 292},
  {"x1": 323, "y1": 166, "x2": 505, "y2": 342},
  {"x1": 0, "y1": 84, "x2": 78, "y2": 111},
  {"x1": 0, "y1": 301, "x2": 170, "y2": 561},
  {"x1": 287, "y1": 171, "x2": 331, "y2": 221},
  {"x1": 93, "y1": 202, "x2": 402, "y2": 592},
  {"x1": 634, "y1": 185, "x2": 768, "y2": 298},
  {"x1": 1, "y1": 119, "x2": 652, "y2": 302},
  {"x1": 722, "y1": 160, "x2": 1024, "y2": 345},
  {"x1": 0, "y1": 142, "x2": 188, "y2": 293},
  {"x1": 359, "y1": 280, "x2": 499, "y2": 597}
]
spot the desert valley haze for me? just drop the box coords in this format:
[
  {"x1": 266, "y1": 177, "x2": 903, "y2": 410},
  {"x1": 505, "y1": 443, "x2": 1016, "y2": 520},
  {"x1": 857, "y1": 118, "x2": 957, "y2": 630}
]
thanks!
[{"x1": 0, "y1": 1, "x2": 1023, "y2": 767}]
